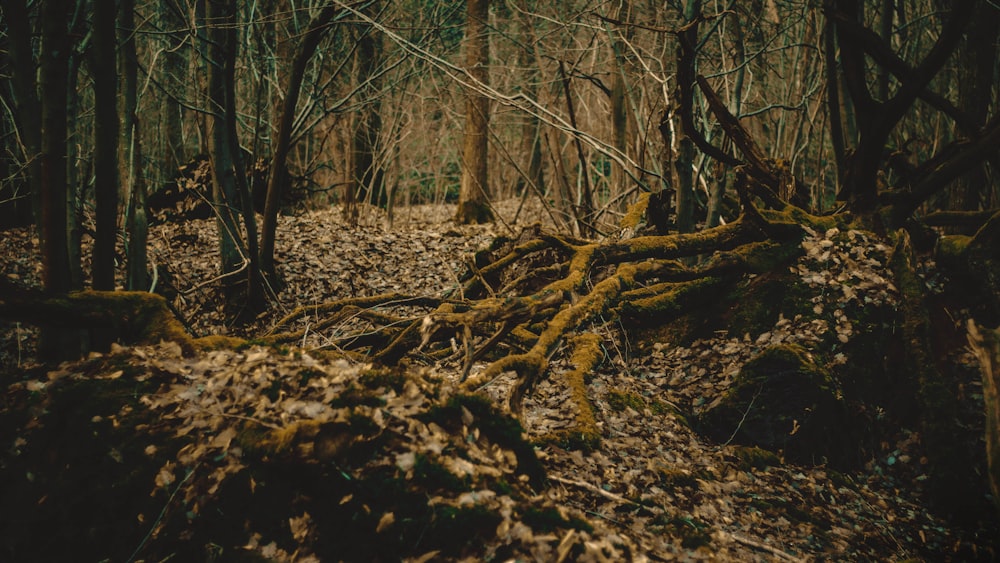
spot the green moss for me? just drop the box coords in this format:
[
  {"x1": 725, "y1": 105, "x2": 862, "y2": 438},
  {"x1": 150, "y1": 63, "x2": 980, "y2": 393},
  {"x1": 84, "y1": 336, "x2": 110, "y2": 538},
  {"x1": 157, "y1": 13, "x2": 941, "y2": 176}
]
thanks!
[
  {"x1": 454, "y1": 201, "x2": 494, "y2": 225},
  {"x1": 606, "y1": 389, "x2": 646, "y2": 412},
  {"x1": 423, "y1": 394, "x2": 546, "y2": 487},
  {"x1": 724, "y1": 272, "x2": 814, "y2": 339},
  {"x1": 620, "y1": 192, "x2": 650, "y2": 230},
  {"x1": 654, "y1": 514, "x2": 713, "y2": 550},
  {"x1": 522, "y1": 506, "x2": 593, "y2": 534},
  {"x1": 620, "y1": 277, "x2": 727, "y2": 320},
  {"x1": 748, "y1": 496, "x2": 823, "y2": 527},
  {"x1": 492, "y1": 477, "x2": 514, "y2": 495},
  {"x1": 359, "y1": 367, "x2": 406, "y2": 392},
  {"x1": 733, "y1": 446, "x2": 781, "y2": 471},
  {"x1": 826, "y1": 469, "x2": 855, "y2": 490},
  {"x1": 330, "y1": 384, "x2": 385, "y2": 408},
  {"x1": 699, "y1": 344, "x2": 854, "y2": 466},
  {"x1": 413, "y1": 454, "x2": 469, "y2": 492},
  {"x1": 658, "y1": 467, "x2": 700, "y2": 489},
  {"x1": 235, "y1": 424, "x2": 274, "y2": 458},
  {"x1": 535, "y1": 430, "x2": 602, "y2": 453}
]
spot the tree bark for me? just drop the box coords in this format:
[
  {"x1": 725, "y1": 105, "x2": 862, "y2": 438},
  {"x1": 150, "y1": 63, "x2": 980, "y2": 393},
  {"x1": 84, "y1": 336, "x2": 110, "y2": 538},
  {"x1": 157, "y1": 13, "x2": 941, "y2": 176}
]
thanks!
[
  {"x1": 39, "y1": 0, "x2": 71, "y2": 295},
  {"x1": 952, "y1": 4, "x2": 998, "y2": 211},
  {"x1": 159, "y1": 0, "x2": 188, "y2": 177},
  {"x1": 37, "y1": 0, "x2": 82, "y2": 361},
  {"x1": 349, "y1": 3, "x2": 385, "y2": 213},
  {"x1": 608, "y1": 0, "x2": 632, "y2": 201},
  {"x1": 824, "y1": 16, "x2": 847, "y2": 186},
  {"x1": 673, "y1": 0, "x2": 702, "y2": 234},
  {"x1": 92, "y1": 0, "x2": 119, "y2": 292},
  {"x1": 260, "y1": 4, "x2": 342, "y2": 279},
  {"x1": 122, "y1": 0, "x2": 149, "y2": 292},
  {"x1": 455, "y1": 0, "x2": 493, "y2": 225},
  {"x1": 206, "y1": 0, "x2": 246, "y2": 286},
  {"x1": 65, "y1": 9, "x2": 88, "y2": 291}
]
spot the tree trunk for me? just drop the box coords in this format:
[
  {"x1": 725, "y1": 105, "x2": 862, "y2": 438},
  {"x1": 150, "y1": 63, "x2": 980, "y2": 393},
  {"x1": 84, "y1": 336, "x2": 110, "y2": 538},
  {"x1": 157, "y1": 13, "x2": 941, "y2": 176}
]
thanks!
[
  {"x1": 951, "y1": 4, "x2": 997, "y2": 211},
  {"x1": 122, "y1": 0, "x2": 149, "y2": 292},
  {"x1": 824, "y1": 16, "x2": 847, "y2": 187},
  {"x1": 159, "y1": 0, "x2": 187, "y2": 177},
  {"x1": 455, "y1": 0, "x2": 493, "y2": 225},
  {"x1": 830, "y1": 0, "x2": 973, "y2": 214},
  {"x1": 66, "y1": 24, "x2": 86, "y2": 292},
  {"x1": 509, "y1": 10, "x2": 544, "y2": 201},
  {"x1": 206, "y1": 0, "x2": 247, "y2": 294},
  {"x1": 260, "y1": 4, "x2": 341, "y2": 280},
  {"x1": 92, "y1": 0, "x2": 119, "y2": 292},
  {"x1": 609, "y1": 0, "x2": 632, "y2": 202},
  {"x1": 558, "y1": 61, "x2": 594, "y2": 237},
  {"x1": 39, "y1": 0, "x2": 71, "y2": 295},
  {"x1": 349, "y1": 4, "x2": 385, "y2": 213},
  {"x1": 38, "y1": 0, "x2": 81, "y2": 360},
  {"x1": 673, "y1": 0, "x2": 701, "y2": 234}
]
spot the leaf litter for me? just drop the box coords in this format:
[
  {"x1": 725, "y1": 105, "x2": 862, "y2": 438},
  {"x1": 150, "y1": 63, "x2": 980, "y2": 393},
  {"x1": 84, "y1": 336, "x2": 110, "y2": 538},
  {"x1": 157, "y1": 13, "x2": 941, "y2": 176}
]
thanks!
[{"x1": 0, "y1": 202, "x2": 997, "y2": 561}]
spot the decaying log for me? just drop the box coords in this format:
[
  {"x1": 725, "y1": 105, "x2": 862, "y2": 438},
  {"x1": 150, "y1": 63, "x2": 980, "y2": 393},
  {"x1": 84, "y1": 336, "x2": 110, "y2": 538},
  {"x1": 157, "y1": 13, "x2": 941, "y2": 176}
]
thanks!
[
  {"x1": 0, "y1": 289, "x2": 241, "y2": 356},
  {"x1": 968, "y1": 321, "x2": 1000, "y2": 512}
]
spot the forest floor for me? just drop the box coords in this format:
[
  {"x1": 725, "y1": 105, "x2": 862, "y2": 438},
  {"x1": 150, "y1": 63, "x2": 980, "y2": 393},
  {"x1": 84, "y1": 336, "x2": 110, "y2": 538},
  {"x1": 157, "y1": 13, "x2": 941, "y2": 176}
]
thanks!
[{"x1": 0, "y1": 200, "x2": 998, "y2": 561}]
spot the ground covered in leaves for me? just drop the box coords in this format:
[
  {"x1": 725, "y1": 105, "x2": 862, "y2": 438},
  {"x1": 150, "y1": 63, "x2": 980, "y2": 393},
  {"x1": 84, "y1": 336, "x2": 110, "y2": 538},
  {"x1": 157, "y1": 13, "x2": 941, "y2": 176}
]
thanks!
[{"x1": 1, "y1": 201, "x2": 997, "y2": 561}]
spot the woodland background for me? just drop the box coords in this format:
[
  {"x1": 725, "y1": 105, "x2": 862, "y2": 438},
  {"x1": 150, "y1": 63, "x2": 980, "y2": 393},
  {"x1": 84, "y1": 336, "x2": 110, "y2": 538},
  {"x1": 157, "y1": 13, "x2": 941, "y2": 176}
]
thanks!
[
  {"x1": 0, "y1": 0, "x2": 992, "y2": 310},
  {"x1": 1, "y1": 0, "x2": 1000, "y2": 560}
]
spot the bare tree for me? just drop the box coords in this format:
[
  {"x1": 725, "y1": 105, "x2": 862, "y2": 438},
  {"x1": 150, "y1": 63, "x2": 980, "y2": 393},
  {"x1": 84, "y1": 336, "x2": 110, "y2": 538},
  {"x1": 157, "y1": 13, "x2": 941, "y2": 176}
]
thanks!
[
  {"x1": 205, "y1": 0, "x2": 263, "y2": 311},
  {"x1": 122, "y1": 0, "x2": 149, "y2": 292},
  {"x1": 455, "y1": 0, "x2": 493, "y2": 224},
  {"x1": 92, "y1": 0, "x2": 119, "y2": 292},
  {"x1": 346, "y1": 0, "x2": 385, "y2": 221},
  {"x1": 38, "y1": 0, "x2": 72, "y2": 295},
  {"x1": 260, "y1": 3, "x2": 345, "y2": 281}
]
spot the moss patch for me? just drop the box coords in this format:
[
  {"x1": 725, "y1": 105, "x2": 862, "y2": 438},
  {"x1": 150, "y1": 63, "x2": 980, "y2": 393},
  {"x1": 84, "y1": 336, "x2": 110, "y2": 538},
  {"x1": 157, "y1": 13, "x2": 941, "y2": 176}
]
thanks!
[
  {"x1": 422, "y1": 394, "x2": 546, "y2": 487},
  {"x1": 733, "y1": 445, "x2": 782, "y2": 471},
  {"x1": 653, "y1": 514, "x2": 713, "y2": 550},
  {"x1": 698, "y1": 344, "x2": 856, "y2": 467}
]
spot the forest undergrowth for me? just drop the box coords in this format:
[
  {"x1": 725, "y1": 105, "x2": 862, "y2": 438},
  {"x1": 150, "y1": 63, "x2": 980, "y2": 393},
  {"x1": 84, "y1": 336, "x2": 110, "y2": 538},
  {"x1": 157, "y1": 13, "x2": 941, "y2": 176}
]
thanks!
[{"x1": 0, "y1": 200, "x2": 997, "y2": 562}]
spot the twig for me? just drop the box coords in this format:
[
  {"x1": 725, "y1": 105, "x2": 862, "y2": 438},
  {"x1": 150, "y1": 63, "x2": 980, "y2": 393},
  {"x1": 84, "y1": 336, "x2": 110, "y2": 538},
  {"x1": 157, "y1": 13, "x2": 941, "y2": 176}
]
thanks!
[
  {"x1": 550, "y1": 474, "x2": 654, "y2": 509},
  {"x1": 126, "y1": 464, "x2": 197, "y2": 563},
  {"x1": 721, "y1": 384, "x2": 762, "y2": 447},
  {"x1": 727, "y1": 532, "x2": 806, "y2": 562}
]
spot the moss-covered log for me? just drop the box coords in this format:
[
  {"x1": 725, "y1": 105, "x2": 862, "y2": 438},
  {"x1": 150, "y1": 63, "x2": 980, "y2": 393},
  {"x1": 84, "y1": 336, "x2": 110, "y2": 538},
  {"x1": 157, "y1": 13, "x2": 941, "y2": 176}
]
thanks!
[{"x1": 0, "y1": 290, "x2": 242, "y2": 356}]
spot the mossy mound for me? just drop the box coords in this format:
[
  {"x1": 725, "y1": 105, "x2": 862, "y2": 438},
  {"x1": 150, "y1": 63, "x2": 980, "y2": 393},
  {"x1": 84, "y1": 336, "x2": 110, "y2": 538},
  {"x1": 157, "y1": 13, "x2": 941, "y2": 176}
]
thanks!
[
  {"x1": 0, "y1": 345, "x2": 611, "y2": 561},
  {"x1": 698, "y1": 344, "x2": 855, "y2": 466}
]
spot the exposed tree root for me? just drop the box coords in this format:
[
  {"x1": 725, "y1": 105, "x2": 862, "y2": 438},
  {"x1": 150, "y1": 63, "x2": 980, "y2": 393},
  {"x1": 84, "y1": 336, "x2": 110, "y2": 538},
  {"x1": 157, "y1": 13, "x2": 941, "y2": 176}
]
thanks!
[{"x1": 1, "y1": 201, "x2": 815, "y2": 418}]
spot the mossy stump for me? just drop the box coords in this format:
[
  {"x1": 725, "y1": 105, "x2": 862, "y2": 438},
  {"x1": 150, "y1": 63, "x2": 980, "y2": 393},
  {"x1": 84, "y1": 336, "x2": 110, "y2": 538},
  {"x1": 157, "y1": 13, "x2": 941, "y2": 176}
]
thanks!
[{"x1": 698, "y1": 344, "x2": 854, "y2": 466}]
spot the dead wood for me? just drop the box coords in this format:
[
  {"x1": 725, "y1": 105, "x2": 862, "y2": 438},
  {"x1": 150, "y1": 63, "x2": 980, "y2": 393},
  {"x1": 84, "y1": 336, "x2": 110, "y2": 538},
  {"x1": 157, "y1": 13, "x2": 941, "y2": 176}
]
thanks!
[
  {"x1": 0, "y1": 290, "x2": 241, "y2": 356},
  {"x1": 968, "y1": 321, "x2": 1000, "y2": 513}
]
